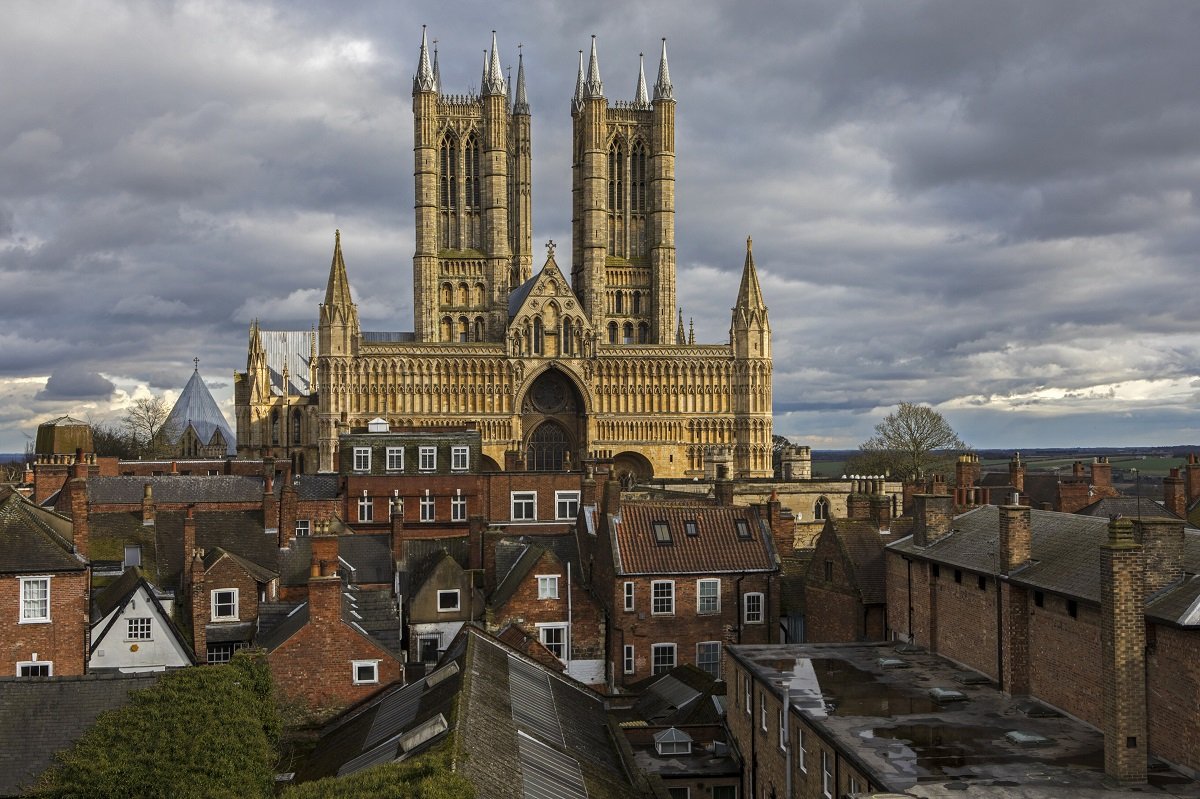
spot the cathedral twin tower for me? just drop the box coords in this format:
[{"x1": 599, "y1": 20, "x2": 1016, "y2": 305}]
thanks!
[{"x1": 237, "y1": 29, "x2": 772, "y2": 480}]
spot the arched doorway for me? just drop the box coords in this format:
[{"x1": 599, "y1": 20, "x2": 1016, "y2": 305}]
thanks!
[
  {"x1": 613, "y1": 451, "x2": 654, "y2": 487},
  {"x1": 520, "y1": 369, "x2": 586, "y2": 471}
]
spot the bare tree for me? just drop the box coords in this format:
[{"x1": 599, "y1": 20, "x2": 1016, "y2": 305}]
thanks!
[
  {"x1": 851, "y1": 402, "x2": 966, "y2": 481},
  {"x1": 122, "y1": 397, "x2": 178, "y2": 459}
]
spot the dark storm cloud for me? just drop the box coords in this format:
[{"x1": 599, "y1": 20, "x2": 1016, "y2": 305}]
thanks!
[
  {"x1": 36, "y1": 370, "x2": 116, "y2": 401},
  {"x1": 0, "y1": 0, "x2": 1198, "y2": 450}
]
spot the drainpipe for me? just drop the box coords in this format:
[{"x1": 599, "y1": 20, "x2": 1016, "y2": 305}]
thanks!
[
  {"x1": 566, "y1": 562, "x2": 573, "y2": 677},
  {"x1": 783, "y1": 689, "x2": 793, "y2": 799},
  {"x1": 905, "y1": 557, "x2": 914, "y2": 643},
  {"x1": 736, "y1": 574, "x2": 746, "y2": 644}
]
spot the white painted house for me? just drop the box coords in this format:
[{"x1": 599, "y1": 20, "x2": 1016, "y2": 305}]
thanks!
[{"x1": 90, "y1": 568, "x2": 193, "y2": 673}]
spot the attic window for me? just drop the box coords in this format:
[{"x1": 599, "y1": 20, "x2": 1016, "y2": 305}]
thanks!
[
  {"x1": 684, "y1": 520, "x2": 698, "y2": 537},
  {"x1": 653, "y1": 521, "x2": 672, "y2": 544},
  {"x1": 734, "y1": 519, "x2": 752, "y2": 540},
  {"x1": 124, "y1": 545, "x2": 142, "y2": 569},
  {"x1": 654, "y1": 727, "x2": 693, "y2": 756}
]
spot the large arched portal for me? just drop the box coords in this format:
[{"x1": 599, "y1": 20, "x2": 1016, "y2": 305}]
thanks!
[{"x1": 520, "y1": 369, "x2": 586, "y2": 471}]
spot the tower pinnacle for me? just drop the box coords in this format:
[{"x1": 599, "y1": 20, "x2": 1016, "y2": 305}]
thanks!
[
  {"x1": 654, "y1": 38, "x2": 673, "y2": 101},
  {"x1": 324, "y1": 229, "x2": 354, "y2": 308},
  {"x1": 736, "y1": 236, "x2": 766, "y2": 311},
  {"x1": 483, "y1": 31, "x2": 507, "y2": 96},
  {"x1": 414, "y1": 26, "x2": 436, "y2": 93},
  {"x1": 513, "y1": 45, "x2": 530, "y2": 114},
  {"x1": 572, "y1": 49, "x2": 585, "y2": 112},
  {"x1": 584, "y1": 35, "x2": 604, "y2": 98},
  {"x1": 633, "y1": 53, "x2": 650, "y2": 110}
]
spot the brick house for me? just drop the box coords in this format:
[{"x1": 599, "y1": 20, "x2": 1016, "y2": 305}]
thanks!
[
  {"x1": 405, "y1": 550, "x2": 483, "y2": 665},
  {"x1": 487, "y1": 535, "x2": 605, "y2": 685},
  {"x1": 578, "y1": 476, "x2": 781, "y2": 689},
  {"x1": 190, "y1": 542, "x2": 280, "y2": 664},
  {"x1": 0, "y1": 485, "x2": 89, "y2": 678},
  {"x1": 261, "y1": 534, "x2": 403, "y2": 714},
  {"x1": 887, "y1": 494, "x2": 1200, "y2": 781}
]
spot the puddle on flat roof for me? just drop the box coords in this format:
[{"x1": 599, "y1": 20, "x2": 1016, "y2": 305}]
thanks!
[
  {"x1": 810, "y1": 659, "x2": 940, "y2": 716},
  {"x1": 870, "y1": 723, "x2": 1103, "y2": 778}
]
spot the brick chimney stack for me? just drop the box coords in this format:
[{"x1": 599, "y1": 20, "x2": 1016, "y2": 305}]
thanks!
[
  {"x1": 1185, "y1": 454, "x2": 1200, "y2": 506},
  {"x1": 70, "y1": 447, "x2": 88, "y2": 480},
  {"x1": 1091, "y1": 457, "x2": 1113, "y2": 490},
  {"x1": 1072, "y1": 460, "x2": 1085, "y2": 479},
  {"x1": 603, "y1": 475, "x2": 622, "y2": 515},
  {"x1": 190, "y1": 551, "x2": 207, "y2": 663},
  {"x1": 869, "y1": 493, "x2": 891, "y2": 534},
  {"x1": 67, "y1": 475, "x2": 89, "y2": 559},
  {"x1": 279, "y1": 478, "x2": 298, "y2": 549},
  {"x1": 998, "y1": 504, "x2": 1031, "y2": 573},
  {"x1": 1101, "y1": 517, "x2": 1147, "y2": 784},
  {"x1": 308, "y1": 534, "x2": 342, "y2": 626},
  {"x1": 262, "y1": 470, "x2": 279, "y2": 539},
  {"x1": 1008, "y1": 452, "x2": 1025, "y2": 494},
  {"x1": 1136, "y1": 517, "x2": 1184, "y2": 595},
  {"x1": 182, "y1": 505, "x2": 197, "y2": 589},
  {"x1": 846, "y1": 482, "x2": 870, "y2": 520},
  {"x1": 142, "y1": 483, "x2": 156, "y2": 526},
  {"x1": 581, "y1": 464, "x2": 598, "y2": 507},
  {"x1": 714, "y1": 465, "x2": 734, "y2": 507},
  {"x1": 1163, "y1": 469, "x2": 1186, "y2": 519},
  {"x1": 911, "y1": 494, "x2": 954, "y2": 547}
]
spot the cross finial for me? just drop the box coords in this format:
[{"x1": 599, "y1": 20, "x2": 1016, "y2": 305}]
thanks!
[
  {"x1": 546, "y1": 239, "x2": 556, "y2": 258},
  {"x1": 193, "y1": 357, "x2": 199, "y2": 372}
]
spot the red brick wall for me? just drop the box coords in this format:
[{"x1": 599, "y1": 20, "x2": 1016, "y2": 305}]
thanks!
[
  {"x1": 932, "y1": 568, "x2": 999, "y2": 678},
  {"x1": 804, "y1": 525, "x2": 880, "y2": 642},
  {"x1": 1148, "y1": 625, "x2": 1200, "y2": 773},
  {"x1": 886, "y1": 552, "x2": 935, "y2": 647},
  {"x1": 1028, "y1": 595, "x2": 1102, "y2": 727},
  {"x1": 0, "y1": 571, "x2": 89, "y2": 677},
  {"x1": 203, "y1": 556, "x2": 261, "y2": 625},
  {"x1": 488, "y1": 550, "x2": 604, "y2": 662},
  {"x1": 268, "y1": 620, "x2": 403, "y2": 714}
]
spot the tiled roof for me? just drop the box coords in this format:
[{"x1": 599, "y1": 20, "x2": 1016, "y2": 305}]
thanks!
[
  {"x1": 828, "y1": 519, "x2": 891, "y2": 605},
  {"x1": 203, "y1": 547, "x2": 279, "y2": 584},
  {"x1": 87, "y1": 475, "x2": 266, "y2": 505},
  {"x1": 296, "y1": 474, "x2": 339, "y2": 500},
  {"x1": 0, "y1": 673, "x2": 164, "y2": 796},
  {"x1": 610, "y1": 503, "x2": 778, "y2": 575},
  {"x1": 1146, "y1": 576, "x2": 1200, "y2": 627},
  {"x1": 1076, "y1": 495, "x2": 1179, "y2": 520},
  {"x1": 0, "y1": 487, "x2": 84, "y2": 573},
  {"x1": 339, "y1": 534, "x2": 393, "y2": 585}
]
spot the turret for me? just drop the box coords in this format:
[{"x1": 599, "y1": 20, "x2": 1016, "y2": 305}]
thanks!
[
  {"x1": 731, "y1": 236, "x2": 769, "y2": 360},
  {"x1": 318, "y1": 230, "x2": 359, "y2": 358},
  {"x1": 481, "y1": 32, "x2": 513, "y2": 328},
  {"x1": 649, "y1": 38, "x2": 677, "y2": 343},
  {"x1": 730, "y1": 236, "x2": 773, "y2": 477},
  {"x1": 575, "y1": 36, "x2": 609, "y2": 329},
  {"x1": 510, "y1": 46, "x2": 533, "y2": 286},
  {"x1": 412, "y1": 26, "x2": 440, "y2": 341},
  {"x1": 247, "y1": 319, "x2": 270, "y2": 403}
]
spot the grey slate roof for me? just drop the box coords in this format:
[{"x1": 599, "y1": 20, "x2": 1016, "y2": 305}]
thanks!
[
  {"x1": 361, "y1": 331, "x2": 416, "y2": 343},
  {"x1": 0, "y1": 487, "x2": 85, "y2": 573},
  {"x1": 164, "y1": 368, "x2": 237, "y2": 455},
  {"x1": 0, "y1": 673, "x2": 163, "y2": 796},
  {"x1": 1076, "y1": 494, "x2": 1180, "y2": 520},
  {"x1": 296, "y1": 474, "x2": 339, "y2": 500},
  {"x1": 339, "y1": 534, "x2": 394, "y2": 585},
  {"x1": 87, "y1": 475, "x2": 265, "y2": 504},
  {"x1": 203, "y1": 546, "x2": 279, "y2": 584}
]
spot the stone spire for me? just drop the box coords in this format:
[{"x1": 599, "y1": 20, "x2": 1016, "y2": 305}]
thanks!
[
  {"x1": 584, "y1": 35, "x2": 604, "y2": 98},
  {"x1": 483, "y1": 31, "x2": 506, "y2": 96},
  {"x1": 572, "y1": 49, "x2": 585, "y2": 112},
  {"x1": 676, "y1": 308, "x2": 686, "y2": 344},
  {"x1": 654, "y1": 38, "x2": 673, "y2": 101},
  {"x1": 324, "y1": 229, "x2": 354, "y2": 308},
  {"x1": 432, "y1": 38, "x2": 441, "y2": 90},
  {"x1": 413, "y1": 25, "x2": 436, "y2": 93},
  {"x1": 633, "y1": 53, "x2": 650, "y2": 109},
  {"x1": 513, "y1": 45, "x2": 530, "y2": 114},
  {"x1": 735, "y1": 236, "x2": 766, "y2": 311}
]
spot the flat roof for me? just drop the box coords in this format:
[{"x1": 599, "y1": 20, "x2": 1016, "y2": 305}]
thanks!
[{"x1": 728, "y1": 642, "x2": 1200, "y2": 797}]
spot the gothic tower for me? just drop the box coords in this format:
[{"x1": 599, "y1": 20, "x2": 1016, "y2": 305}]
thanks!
[
  {"x1": 731, "y1": 237, "x2": 773, "y2": 475},
  {"x1": 412, "y1": 29, "x2": 532, "y2": 344},
  {"x1": 571, "y1": 37, "x2": 676, "y2": 345}
]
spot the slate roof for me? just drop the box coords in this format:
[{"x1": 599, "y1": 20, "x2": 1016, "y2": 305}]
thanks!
[
  {"x1": 0, "y1": 487, "x2": 85, "y2": 573},
  {"x1": 626, "y1": 665, "x2": 724, "y2": 726},
  {"x1": 256, "y1": 582, "x2": 401, "y2": 657},
  {"x1": 86, "y1": 475, "x2": 266, "y2": 505},
  {"x1": 825, "y1": 519, "x2": 892, "y2": 605},
  {"x1": 1076, "y1": 494, "x2": 1180, "y2": 520},
  {"x1": 339, "y1": 534, "x2": 394, "y2": 585},
  {"x1": 0, "y1": 672, "x2": 163, "y2": 796},
  {"x1": 164, "y1": 369, "x2": 237, "y2": 455},
  {"x1": 491, "y1": 543, "x2": 553, "y2": 609},
  {"x1": 296, "y1": 474, "x2": 339, "y2": 500},
  {"x1": 203, "y1": 546, "x2": 279, "y2": 584},
  {"x1": 889, "y1": 506, "x2": 1200, "y2": 605},
  {"x1": 1145, "y1": 575, "x2": 1200, "y2": 627},
  {"x1": 609, "y1": 502, "x2": 778, "y2": 575}
]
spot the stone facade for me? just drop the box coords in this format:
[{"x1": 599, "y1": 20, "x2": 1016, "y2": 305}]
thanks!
[{"x1": 235, "y1": 32, "x2": 773, "y2": 481}]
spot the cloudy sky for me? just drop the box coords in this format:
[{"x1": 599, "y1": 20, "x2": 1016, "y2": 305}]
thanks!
[{"x1": 3, "y1": 0, "x2": 1199, "y2": 453}]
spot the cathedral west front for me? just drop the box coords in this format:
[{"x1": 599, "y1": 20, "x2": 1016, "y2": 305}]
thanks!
[{"x1": 235, "y1": 30, "x2": 772, "y2": 480}]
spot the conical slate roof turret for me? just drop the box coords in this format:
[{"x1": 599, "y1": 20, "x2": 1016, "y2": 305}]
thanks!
[
  {"x1": 654, "y1": 38, "x2": 674, "y2": 101},
  {"x1": 633, "y1": 53, "x2": 650, "y2": 109},
  {"x1": 414, "y1": 26, "x2": 436, "y2": 93},
  {"x1": 513, "y1": 46, "x2": 529, "y2": 114},
  {"x1": 584, "y1": 36, "x2": 604, "y2": 98},
  {"x1": 165, "y1": 365, "x2": 237, "y2": 456}
]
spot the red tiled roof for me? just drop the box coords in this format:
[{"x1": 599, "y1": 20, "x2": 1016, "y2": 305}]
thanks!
[{"x1": 611, "y1": 503, "x2": 777, "y2": 575}]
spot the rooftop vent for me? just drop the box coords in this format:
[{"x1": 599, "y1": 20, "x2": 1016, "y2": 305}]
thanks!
[
  {"x1": 367, "y1": 417, "x2": 390, "y2": 433},
  {"x1": 877, "y1": 658, "x2": 910, "y2": 670},
  {"x1": 928, "y1": 687, "x2": 968, "y2": 703},
  {"x1": 954, "y1": 671, "x2": 991, "y2": 685},
  {"x1": 1005, "y1": 730, "x2": 1054, "y2": 747}
]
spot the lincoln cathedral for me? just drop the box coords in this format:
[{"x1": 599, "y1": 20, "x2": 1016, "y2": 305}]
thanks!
[{"x1": 235, "y1": 30, "x2": 772, "y2": 479}]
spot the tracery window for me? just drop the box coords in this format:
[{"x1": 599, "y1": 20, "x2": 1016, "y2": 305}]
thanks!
[
  {"x1": 608, "y1": 142, "x2": 625, "y2": 255},
  {"x1": 527, "y1": 421, "x2": 569, "y2": 471},
  {"x1": 439, "y1": 135, "x2": 457, "y2": 249}
]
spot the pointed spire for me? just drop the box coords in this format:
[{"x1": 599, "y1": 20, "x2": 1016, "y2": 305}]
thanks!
[
  {"x1": 654, "y1": 38, "x2": 674, "y2": 102},
  {"x1": 633, "y1": 53, "x2": 650, "y2": 109},
  {"x1": 414, "y1": 26, "x2": 436, "y2": 93},
  {"x1": 432, "y1": 38, "x2": 441, "y2": 91},
  {"x1": 688, "y1": 318, "x2": 695, "y2": 344},
  {"x1": 584, "y1": 35, "x2": 604, "y2": 98},
  {"x1": 735, "y1": 236, "x2": 766, "y2": 311},
  {"x1": 572, "y1": 49, "x2": 585, "y2": 112},
  {"x1": 676, "y1": 308, "x2": 686, "y2": 344},
  {"x1": 483, "y1": 31, "x2": 507, "y2": 96},
  {"x1": 324, "y1": 229, "x2": 354, "y2": 307},
  {"x1": 513, "y1": 45, "x2": 530, "y2": 114},
  {"x1": 249, "y1": 319, "x2": 264, "y2": 354}
]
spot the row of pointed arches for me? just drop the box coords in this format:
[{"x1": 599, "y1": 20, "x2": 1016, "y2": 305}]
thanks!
[
  {"x1": 440, "y1": 315, "x2": 486, "y2": 343},
  {"x1": 440, "y1": 281, "x2": 487, "y2": 308},
  {"x1": 439, "y1": 132, "x2": 482, "y2": 249}
]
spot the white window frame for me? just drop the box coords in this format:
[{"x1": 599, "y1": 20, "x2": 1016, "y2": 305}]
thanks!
[
  {"x1": 437, "y1": 589, "x2": 460, "y2": 613},
  {"x1": 353, "y1": 447, "x2": 371, "y2": 472},
  {"x1": 537, "y1": 575, "x2": 559, "y2": 600},
  {"x1": 798, "y1": 725, "x2": 808, "y2": 773},
  {"x1": 451, "y1": 491, "x2": 467, "y2": 521},
  {"x1": 744, "y1": 669, "x2": 751, "y2": 715},
  {"x1": 126, "y1": 617, "x2": 153, "y2": 641},
  {"x1": 358, "y1": 495, "x2": 374, "y2": 522},
  {"x1": 352, "y1": 659, "x2": 380, "y2": 685},
  {"x1": 744, "y1": 592, "x2": 764, "y2": 624},
  {"x1": 623, "y1": 581, "x2": 635, "y2": 612},
  {"x1": 623, "y1": 644, "x2": 635, "y2": 674},
  {"x1": 651, "y1": 642, "x2": 676, "y2": 675},
  {"x1": 386, "y1": 446, "x2": 404, "y2": 471},
  {"x1": 778, "y1": 707, "x2": 787, "y2": 751},
  {"x1": 537, "y1": 623, "x2": 568, "y2": 659},
  {"x1": 821, "y1": 749, "x2": 833, "y2": 797},
  {"x1": 651, "y1": 580, "x2": 675, "y2": 615},
  {"x1": 211, "y1": 588, "x2": 239, "y2": 621},
  {"x1": 419, "y1": 446, "x2": 437, "y2": 471},
  {"x1": 451, "y1": 445, "x2": 469, "y2": 471},
  {"x1": 511, "y1": 491, "x2": 536, "y2": 521},
  {"x1": 760, "y1": 692, "x2": 768, "y2": 731},
  {"x1": 555, "y1": 490, "x2": 581, "y2": 520},
  {"x1": 697, "y1": 640, "x2": 721, "y2": 678},
  {"x1": 295, "y1": 519, "x2": 310, "y2": 536},
  {"x1": 19, "y1": 576, "x2": 50, "y2": 624},
  {"x1": 16, "y1": 660, "x2": 53, "y2": 677},
  {"x1": 697, "y1": 578, "x2": 720, "y2": 614},
  {"x1": 420, "y1": 493, "x2": 435, "y2": 522}
]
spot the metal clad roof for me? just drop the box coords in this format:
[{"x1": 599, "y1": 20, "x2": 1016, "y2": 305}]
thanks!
[
  {"x1": 261, "y1": 330, "x2": 314, "y2": 396},
  {"x1": 364, "y1": 679, "x2": 425, "y2": 749},
  {"x1": 337, "y1": 739, "x2": 400, "y2": 777},
  {"x1": 508, "y1": 654, "x2": 564, "y2": 747},
  {"x1": 164, "y1": 369, "x2": 237, "y2": 455},
  {"x1": 516, "y1": 730, "x2": 588, "y2": 799},
  {"x1": 652, "y1": 675, "x2": 700, "y2": 711},
  {"x1": 362, "y1": 331, "x2": 416, "y2": 343}
]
